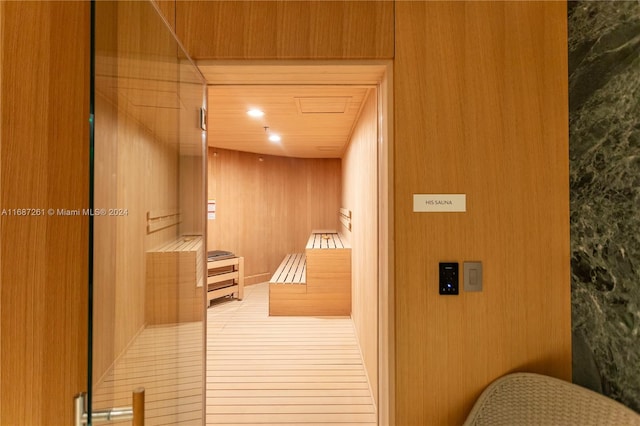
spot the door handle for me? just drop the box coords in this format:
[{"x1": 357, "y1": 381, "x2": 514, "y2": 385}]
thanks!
[{"x1": 74, "y1": 388, "x2": 145, "y2": 425}]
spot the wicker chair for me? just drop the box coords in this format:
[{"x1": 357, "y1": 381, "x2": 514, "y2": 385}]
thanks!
[{"x1": 463, "y1": 372, "x2": 640, "y2": 426}]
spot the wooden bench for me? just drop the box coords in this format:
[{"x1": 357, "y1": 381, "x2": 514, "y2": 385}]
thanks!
[
  {"x1": 270, "y1": 253, "x2": 306, "y2": 284},
  {"x1": 306, "y1": 231, "x2": 347, "y2": 249},
  {"x1": 145, "y1": 235, "x2": 204, "y2": 324},
  {"x1": 269, "y1": 230, "x2": 351, "y2": 316}
]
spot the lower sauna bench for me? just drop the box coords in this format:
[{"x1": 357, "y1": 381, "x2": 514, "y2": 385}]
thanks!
[
  {"x1": 145, "y1": 235, "x2": 204, "y2": 325},
  {"x1": 270, "y1": 253, "x2": 307, "y2": 284},
  {"x1": 269, "y1": 231, "x2": 351, "y2": 316},
  {"x1": 207, "y1": 251, "x2": 244, "y2": 304}
]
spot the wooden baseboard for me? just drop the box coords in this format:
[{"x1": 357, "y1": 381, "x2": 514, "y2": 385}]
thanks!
[{"x1": 244, "y1": 273, "x2": 271, "y2": 286}]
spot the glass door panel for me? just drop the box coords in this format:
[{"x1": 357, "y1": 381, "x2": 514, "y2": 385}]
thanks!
[{"x1": 90, "y1": 1, "x2": 206, "y2": 423}]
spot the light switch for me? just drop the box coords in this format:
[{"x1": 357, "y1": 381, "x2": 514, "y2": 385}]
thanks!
[{"x1": 464, "y1": 261, "x2": 482, "y2": 292}]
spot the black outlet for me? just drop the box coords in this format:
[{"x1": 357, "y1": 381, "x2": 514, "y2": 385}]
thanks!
[{"x1": 439, "y1": 262, "x2": 459, "y2": 295}]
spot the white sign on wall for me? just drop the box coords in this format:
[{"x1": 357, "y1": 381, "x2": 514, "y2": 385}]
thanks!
[
  {"x1": 413, "y1": 194, "x2": 466, "y2": 212},
  {"x1": 207, "y1": 200, "x2": 216, "y2": 220}
]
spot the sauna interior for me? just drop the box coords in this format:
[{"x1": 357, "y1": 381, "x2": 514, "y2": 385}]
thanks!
[
  {"x1": 203, "y1": 61, "x2": 390, "y2": 410},
  {"x1": 88, "y1": 0, "x2": 389, "y2": 422}
]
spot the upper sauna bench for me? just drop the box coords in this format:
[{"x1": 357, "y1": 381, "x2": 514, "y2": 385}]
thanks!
[{"x1": 269, "y1": 230, "x2": 351, "y2": 316}]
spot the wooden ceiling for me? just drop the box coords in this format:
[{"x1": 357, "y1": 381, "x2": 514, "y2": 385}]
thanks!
[
  {"x1": 199, "y1": 63, "x2": 386, "y2": 158},
  {"x1": 95, "y1": 62, "x2": 387, "y2": 159}
]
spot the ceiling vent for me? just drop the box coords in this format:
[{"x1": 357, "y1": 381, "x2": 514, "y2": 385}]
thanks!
[{"x1": 296, "y1": 97, "x2": 351, "y2": 114}]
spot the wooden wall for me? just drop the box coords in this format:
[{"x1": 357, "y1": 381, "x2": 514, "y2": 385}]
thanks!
[
  {"x1": 0, "y1": 2, "x2": 90, "y2": 424},
  {"x1": 0, "y1": 1, "x2": 572, "y2": 425},
  {"x1": 175, "y1": 1, "x2": 394, "y2": 59},
  {"x1": 394, "y1": 2, "x2": 571, "y2": 425},
  {"x1": 341, "y1": 90, "x2": 379, "y2": 405},
  {"x1": 93, "y1": 94, "x2": 181, "y2": 383},
  {"x1": 207, "y1": 148, "x2": 340, "y2": 284},
  {"x1": 154, "y1": 0, "x2": 176, "y2": 32}
]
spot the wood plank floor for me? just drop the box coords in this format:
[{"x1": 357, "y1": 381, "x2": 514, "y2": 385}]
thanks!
[
  {"x1": 92, "y1": 282, "x2": 375, "y2": 425},
  {"x1": 92, "y1": 322, "x2": 205, "y2": 425},
  {"x1": 207, "y1": 282, "x2": 377, "y2": 425}
]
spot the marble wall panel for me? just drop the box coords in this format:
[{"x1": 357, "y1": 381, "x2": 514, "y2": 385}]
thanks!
[{"x1": 569, "y1": 0, "x2": 640, "y2": 412}]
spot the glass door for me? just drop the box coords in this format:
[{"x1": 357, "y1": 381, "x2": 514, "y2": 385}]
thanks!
[{"x1": 89, "y1": 1, "x2": 206, "y2": 423}]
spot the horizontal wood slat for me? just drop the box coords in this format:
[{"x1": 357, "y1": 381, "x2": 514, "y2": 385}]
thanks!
[
  {"x1": 208, "y1": 283, "x2": 376, "y2": 425},
  {"x1": 208, "y1": 271, "x2": 239, "y2": 285},
  {"x1": 92, "y1": 323, "x2": 204, "y2": 426}
]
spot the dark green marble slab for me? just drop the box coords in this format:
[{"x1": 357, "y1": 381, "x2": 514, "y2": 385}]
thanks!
[{"x1": 569, "y1": 0, "x2": 640, "y2": 413}]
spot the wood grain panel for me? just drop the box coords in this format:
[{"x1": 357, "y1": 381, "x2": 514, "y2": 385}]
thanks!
[
  {"x1": 207, "y1": 148, "x2": 340, "y2": 285},
  {"x1": 394, "y1": 2, "x2": 570, "y2": 425},
  {"x1": 153, "y1": 0, "x2": 176, "y2": 32},
  {"x1": 198, "y1": 63, "x2": 387, "y2": 86},
  {"x1": 341, "y1": 90, "x2": 379, "y2": 405},
  {"x1": 0, "y1": 2, "x2": 90, "y2": 424},
  {"x1": 176, "y1": 1, "x2": 394, "y2": 60}
]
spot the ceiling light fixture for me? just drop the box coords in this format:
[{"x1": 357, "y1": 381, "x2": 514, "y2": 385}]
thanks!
[
  {"x1": 247, "y1": 109, "x2": 265, "y2": 118},
  {"x1": 268, "y1": 134, "x2": 281, "y2": 143}
]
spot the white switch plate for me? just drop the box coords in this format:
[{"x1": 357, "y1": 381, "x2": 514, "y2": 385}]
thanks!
[{"x1": 464, "y1": 261, "x2": 483, "y2": 292}]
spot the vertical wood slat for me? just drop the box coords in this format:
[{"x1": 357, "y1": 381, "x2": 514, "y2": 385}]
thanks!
[{"x1": 0, "y1": 2, "x2": 90, "y2": 424}]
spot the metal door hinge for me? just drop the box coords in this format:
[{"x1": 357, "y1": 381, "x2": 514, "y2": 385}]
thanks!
[{"x1": 200, "y1": 108, "x2": 207, "y2": 131}]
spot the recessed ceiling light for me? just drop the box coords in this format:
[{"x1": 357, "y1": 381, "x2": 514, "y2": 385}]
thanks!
[
  {"x1": 247, "y1": 109, "x2": 264, "y2": 117},
  {"x1": 268, "y1": 134, "x2": 281, "y2": 143}
]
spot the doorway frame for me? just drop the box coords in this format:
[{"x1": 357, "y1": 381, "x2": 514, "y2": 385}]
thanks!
[{"x1": 199, "y1": 59, "x2": 395, "y2": 425}]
